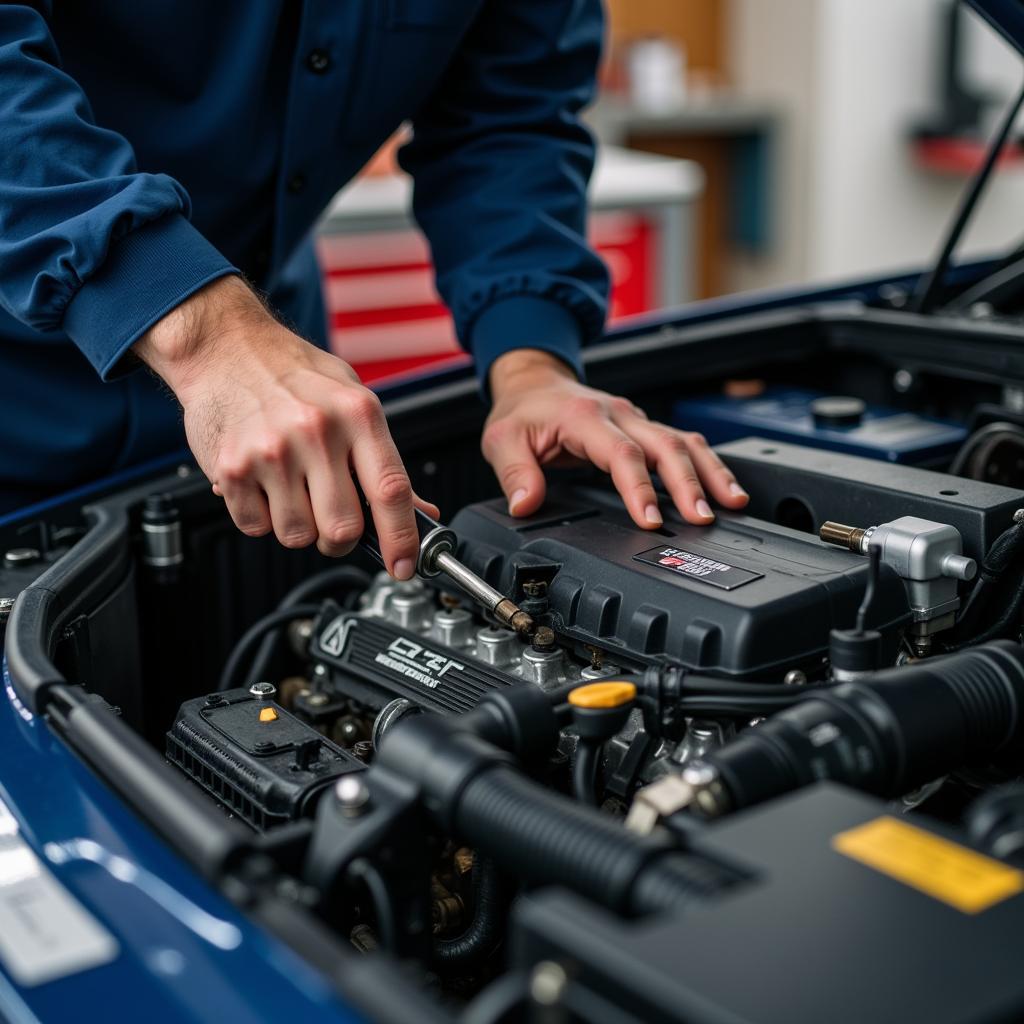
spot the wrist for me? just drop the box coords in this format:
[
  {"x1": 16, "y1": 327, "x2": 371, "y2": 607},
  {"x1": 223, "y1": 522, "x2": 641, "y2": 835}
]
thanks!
[
  {"x1": 489, "y1": 348, "x2": 578, "y2": 402},
  {"x1": 133, "y1": 275, "x2": 269, "y2": 394}
]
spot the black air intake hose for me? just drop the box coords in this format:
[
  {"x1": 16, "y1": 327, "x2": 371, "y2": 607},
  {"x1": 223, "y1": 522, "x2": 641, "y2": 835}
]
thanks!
[
  {"x1": 377, "y1": 709, "x2": 736, "y2": 917},
  {"x1": 450, "y1": 763, "x2": 733, "y2": 915},
  {"x1": 690, "y1": 641, "x2": 1024, "y2": 816}
]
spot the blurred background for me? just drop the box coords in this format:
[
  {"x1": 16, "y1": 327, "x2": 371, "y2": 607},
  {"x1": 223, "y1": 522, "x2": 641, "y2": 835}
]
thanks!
[{"x1": 318, "y1": 0, "x2": 1024, "y2": 382}]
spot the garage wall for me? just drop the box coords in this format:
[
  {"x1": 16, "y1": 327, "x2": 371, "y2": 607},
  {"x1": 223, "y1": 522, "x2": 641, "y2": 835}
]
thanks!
[{"x1": 728, "y1": 0, "x2": 1024, "y2": 292}]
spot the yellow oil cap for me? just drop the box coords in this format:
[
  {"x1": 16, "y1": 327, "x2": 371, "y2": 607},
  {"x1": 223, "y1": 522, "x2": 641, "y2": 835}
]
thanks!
[
  {"x1": 568, "y1": 681, "x2": 637, "y2": 709},
  {"x1": 258, "y1": 706, "x2": 279, "y2": 723}
]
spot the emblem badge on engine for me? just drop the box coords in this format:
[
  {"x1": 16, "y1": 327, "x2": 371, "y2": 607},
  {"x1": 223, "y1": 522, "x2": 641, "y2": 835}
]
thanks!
[
  {"x1": 319, "y1": 615, "x2": 358, "y2": 656},
  {"x1": 633, "y1": 545, "x2": 763, "y2": 590}
]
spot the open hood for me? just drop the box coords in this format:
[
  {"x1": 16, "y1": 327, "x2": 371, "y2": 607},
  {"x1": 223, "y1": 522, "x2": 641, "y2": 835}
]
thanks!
[{"x1": 966, "y1": 0, "x2": 1024, "y2": 55}]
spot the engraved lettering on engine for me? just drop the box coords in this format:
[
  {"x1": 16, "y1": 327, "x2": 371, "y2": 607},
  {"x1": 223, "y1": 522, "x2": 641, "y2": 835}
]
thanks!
[{"x1": 373, "y1": 636, "x2": 466, "y2": 690}]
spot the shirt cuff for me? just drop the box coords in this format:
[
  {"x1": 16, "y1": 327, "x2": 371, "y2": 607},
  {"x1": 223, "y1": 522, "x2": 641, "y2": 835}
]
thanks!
[
  {"x1": 61, "y1": 212, "x2": 238, "y2": 381},
  {"x1": 470, "y1": 295, "x2": 585, "y2": 400}
]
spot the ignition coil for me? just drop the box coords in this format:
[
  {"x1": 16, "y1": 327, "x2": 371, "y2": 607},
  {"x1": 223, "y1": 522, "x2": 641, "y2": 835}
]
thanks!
[{"x1": 820, "y1": 515, "x2": 976, "y2": 656}]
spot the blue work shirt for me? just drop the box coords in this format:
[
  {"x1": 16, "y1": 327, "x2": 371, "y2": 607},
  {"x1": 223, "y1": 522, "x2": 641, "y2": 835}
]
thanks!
[{"x1": 0, "y1": 1, "x2": 609, "y2": 511}]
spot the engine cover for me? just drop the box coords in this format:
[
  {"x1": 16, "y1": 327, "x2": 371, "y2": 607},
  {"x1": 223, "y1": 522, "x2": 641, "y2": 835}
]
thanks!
[{"x1": 449, "y1": 485, "x2": 911, "y2": 679}]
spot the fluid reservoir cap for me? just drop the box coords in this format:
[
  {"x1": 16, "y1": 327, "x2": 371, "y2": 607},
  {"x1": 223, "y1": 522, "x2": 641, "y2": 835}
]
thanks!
[
  {"x1": 811, "y1": 396, "x2": 866, "y2": 428},
  {"x1": 258, "y1": 707, "x2": 279, "y2": 723},
  {"x1": 568, "y1": 681, "x2": 637, "y2": 709}
]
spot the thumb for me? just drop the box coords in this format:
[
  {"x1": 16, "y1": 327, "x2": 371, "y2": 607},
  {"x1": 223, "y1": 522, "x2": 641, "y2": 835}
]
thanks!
[{"x1": 483, "y1": 423, "x2": 547, "y2": 517}]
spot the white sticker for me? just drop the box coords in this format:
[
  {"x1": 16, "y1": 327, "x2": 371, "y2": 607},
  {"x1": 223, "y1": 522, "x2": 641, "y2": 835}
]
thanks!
[{"x1": 0, "y1": 797, "x2": 118, "y2": 986}]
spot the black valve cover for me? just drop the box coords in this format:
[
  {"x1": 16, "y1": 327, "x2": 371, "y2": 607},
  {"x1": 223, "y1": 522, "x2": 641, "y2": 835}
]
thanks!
[{"x1": 449, "y1": 485, "x2": 912, "y2": 679}]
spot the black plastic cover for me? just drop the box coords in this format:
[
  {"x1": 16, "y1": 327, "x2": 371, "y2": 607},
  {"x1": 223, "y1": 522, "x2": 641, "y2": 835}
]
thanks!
[
  {"x1": 512, "y1": 785, "x2": 1024, "y2": 1024},
  {"x1": 449, "y1": 485, "x2": 910, "y2": 679},
  {"x1": 717, "y1": 436, "x2": 1021, "y2": 562},
  {"x1": 167, "y1": 690, "x2": 363, "y2": 830}
]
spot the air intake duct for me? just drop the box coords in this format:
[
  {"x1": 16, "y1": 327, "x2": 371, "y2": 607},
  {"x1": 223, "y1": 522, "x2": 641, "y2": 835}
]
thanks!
[{"x1": 685, "y1": 641, "x2": 1024, "y2": 817}]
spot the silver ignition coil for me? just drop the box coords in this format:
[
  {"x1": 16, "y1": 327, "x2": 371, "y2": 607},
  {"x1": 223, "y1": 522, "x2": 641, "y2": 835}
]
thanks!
[{"x1": 820, "y1": 516, "x2": 977, "y2": 656}]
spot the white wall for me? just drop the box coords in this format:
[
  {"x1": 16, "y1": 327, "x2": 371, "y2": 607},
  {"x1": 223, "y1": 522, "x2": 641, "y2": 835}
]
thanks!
[
  {"x1": 729, "y1": 0, "x2": 818, "y2": 292},
  {"x1": 728, "y1": 0, "x2": 1024, "y2": 291}
]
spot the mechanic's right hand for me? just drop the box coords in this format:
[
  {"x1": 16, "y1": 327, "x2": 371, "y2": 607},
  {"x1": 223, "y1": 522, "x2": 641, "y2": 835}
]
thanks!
[{"x1": 133, "y1": 275, "x2": 436, "y2": 578}]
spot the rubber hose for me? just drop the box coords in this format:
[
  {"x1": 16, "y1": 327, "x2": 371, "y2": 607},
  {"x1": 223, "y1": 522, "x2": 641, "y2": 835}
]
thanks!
[
  {"x1": 573, "y1": 742, "x2": 600, "y2": 805},
  {"x1": 433, "y1": 857, "x2": 507, "y2": 968},
  {"x1": 955, "y1": 517, "x2": 1024, "y2": 638},
  {"x1": 218, "y1": 603, "x2": 323, "y2": 692},
  {"x1": 453, "y1": 764, "x2": 733, "y2": 916},
  {"x1": 248, "y1": 565, "x2": 371, "y2": 684}
]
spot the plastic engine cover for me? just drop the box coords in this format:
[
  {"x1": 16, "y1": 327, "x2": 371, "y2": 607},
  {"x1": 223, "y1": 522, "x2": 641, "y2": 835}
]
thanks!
[{"x1": 450, "y1": 486, "x2": 911, "y2": 679}]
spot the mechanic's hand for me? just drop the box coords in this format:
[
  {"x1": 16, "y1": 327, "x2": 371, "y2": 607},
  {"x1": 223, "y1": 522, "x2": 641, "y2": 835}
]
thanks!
[
  {"x1": 484, "y1": 349, "x2": 749, "y2": 527},
  {"x1": 134, "y1": 276, "x2": 437, "y2": 577}
]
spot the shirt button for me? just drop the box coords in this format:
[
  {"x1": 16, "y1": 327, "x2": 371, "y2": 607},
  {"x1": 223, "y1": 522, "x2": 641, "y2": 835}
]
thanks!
[
  {"x1": 287, "y1": 173, "x2": 306, "y2": 195},
  {"x1": 306, "y1": 49, "x2": 331, "y2": 74}
]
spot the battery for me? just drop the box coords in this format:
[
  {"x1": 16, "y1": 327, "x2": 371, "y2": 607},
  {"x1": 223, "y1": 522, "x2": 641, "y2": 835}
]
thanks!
[{"x1": 673, "y1": 387, "x2": 967, "y2": 465}]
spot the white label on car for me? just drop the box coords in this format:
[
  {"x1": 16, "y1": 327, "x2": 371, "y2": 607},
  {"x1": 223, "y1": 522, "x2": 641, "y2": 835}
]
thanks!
[{"x1": 0, "y1": 796, "x2": 118, "y2": 986}]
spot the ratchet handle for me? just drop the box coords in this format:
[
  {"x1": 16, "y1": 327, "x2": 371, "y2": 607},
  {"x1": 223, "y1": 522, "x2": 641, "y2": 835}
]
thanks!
[{"x1": 359, "y1": 497, "x2": 455, "y2": 577}]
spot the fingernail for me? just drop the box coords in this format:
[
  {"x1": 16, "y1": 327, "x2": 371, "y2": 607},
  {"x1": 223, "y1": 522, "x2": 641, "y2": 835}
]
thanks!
[
  {"x1": 696, "y1": 499, "x2": 714, "y2": 520},
  {"x1": 645, "y1": 503, "x2": 663, "y2": 525},
  {"x1": 509, "y1": 488, "x2": 528, "y2": 514},
  {"x1": 729, "y1": 482, "x2": 748, "y2": 499},
  {"x1": 393, "y1": 558, "x2": 414, "y2": 580}
]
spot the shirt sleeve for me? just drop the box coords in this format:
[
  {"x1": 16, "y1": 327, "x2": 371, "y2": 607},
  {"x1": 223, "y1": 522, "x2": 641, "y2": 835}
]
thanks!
[
  {"x1": 0, "y1": 3, "x2": 237, "y2": 381},
  {"x1": 398, "y1": 0, "x2": 610, "y2": 392}
]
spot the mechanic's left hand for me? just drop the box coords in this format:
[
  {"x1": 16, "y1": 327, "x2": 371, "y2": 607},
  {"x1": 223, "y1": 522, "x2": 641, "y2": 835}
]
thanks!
[{"x1": 484, "y1": 349, "x2": 749, "y2": 527}]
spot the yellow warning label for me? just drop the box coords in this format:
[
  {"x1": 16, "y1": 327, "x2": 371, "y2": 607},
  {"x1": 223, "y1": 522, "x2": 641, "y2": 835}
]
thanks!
[{"x1": 833, "y1": 816, "x2": 1024, "y2": 914}]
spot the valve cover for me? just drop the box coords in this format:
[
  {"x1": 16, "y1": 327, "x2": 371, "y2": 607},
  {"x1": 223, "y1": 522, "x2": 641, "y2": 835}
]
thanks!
[{"x1": 449, "y1": 486, "x2": 912, "y2": 679}]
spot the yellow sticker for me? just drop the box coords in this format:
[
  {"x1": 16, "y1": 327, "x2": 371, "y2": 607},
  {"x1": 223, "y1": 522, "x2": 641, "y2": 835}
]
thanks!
[{"x1": 833, "y1": 815, "x2": 1024, "y2": 914}]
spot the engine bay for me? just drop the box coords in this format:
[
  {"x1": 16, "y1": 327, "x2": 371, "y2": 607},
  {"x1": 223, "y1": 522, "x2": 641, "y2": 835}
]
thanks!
[
  {"x1": 6, "y1": 297, "x2": 1024, "y2": 1022},
  {"x1": 150, "y1": 448, "x2": 1024, "y2": 1022}
]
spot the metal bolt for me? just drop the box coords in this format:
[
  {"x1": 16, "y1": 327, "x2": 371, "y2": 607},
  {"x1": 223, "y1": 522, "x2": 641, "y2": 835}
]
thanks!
[
  {"x1": 1005, "y1": 386, "x2": 1024, "y2": 414},
  {"x1": 532, "y1": 626, "x2": 556, "y2": 652},
  {"x1": 4, "y1": 548, "x2": 40, "y2": 569},
  {"x1": 335, "y1": 775, "x2": 370, "y2": 816},
  {"x1": 248, "y1": 681, "x2": 277, "y2": 700},
  {"x1": 892, "y1": 368, "x2": 914, "y2": 393},
  {"x1": 748, "y1": 716, "x2": 766, "y2": 728},
  {"x1": 681, "y1": 760, "x2": 718, "y2": 788},
  {"x1": 204, "y1": 693, "x2": 223, "y2": 706},
  {"x1": 1014, "y1": 509, "x2": 1024, "y2": 525},
  {"x1": 352, "y1": 740, "x2": 374, "y2": 763},
  {"x1": 254, "y1": 740, "x2": 274, "y2": 753},
  {"x1": 530, "y1": 961, "x2": 568, "y2": 1006},
  {"x1": 783, "y1": 669, "x2": 807, "y2": 686},
  {"x1": 313, "y1": 663, "x2": 327, "y2": 679},
  {"x1": 0, "y1": 597, "x2": 14, "y2": 625},
  {"x1": 306, "y1": 692, "x2": 329, "y2": 707}
]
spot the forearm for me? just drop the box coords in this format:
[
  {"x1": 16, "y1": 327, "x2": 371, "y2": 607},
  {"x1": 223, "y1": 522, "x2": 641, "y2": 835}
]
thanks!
[
  {"x1": 489, "y1": 348, "x2": 578, "y2": 403},
  {"x1": 0, "y1": 5, "x2": 235, "y2": 377},
  {"x1": 133, "y1": 275, "x2": 267, "y2": 397}
]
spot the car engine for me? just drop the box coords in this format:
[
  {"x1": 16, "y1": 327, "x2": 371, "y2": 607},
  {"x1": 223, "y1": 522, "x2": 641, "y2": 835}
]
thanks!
[
  {"x1": 7, "y1": 367, "x2": 1024, "y2": 1023},
  {"x1": 144, "y1": 435, "x2": 1024, "y2": 1021}
]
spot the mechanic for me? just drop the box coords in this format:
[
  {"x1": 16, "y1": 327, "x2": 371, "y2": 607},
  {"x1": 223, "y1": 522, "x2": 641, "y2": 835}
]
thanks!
[{"x1": 0, "y1": 2, "x2": 748, "y2": 578}]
